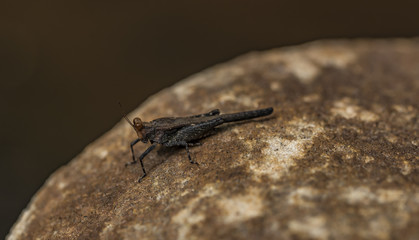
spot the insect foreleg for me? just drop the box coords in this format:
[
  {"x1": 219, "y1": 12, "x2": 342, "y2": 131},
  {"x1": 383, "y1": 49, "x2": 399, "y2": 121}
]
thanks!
[
  {"x1": 126, "y1": 138, "x2": 141, "y2": 166},
  {"x1": 137, "y1": 143, "x2": 157, "y2": 182}
]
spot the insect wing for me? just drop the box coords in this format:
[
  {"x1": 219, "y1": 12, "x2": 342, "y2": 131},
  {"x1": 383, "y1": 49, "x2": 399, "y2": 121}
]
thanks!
[{"x1": 150, "y1": 115, "x2": 217, "y2": 130}]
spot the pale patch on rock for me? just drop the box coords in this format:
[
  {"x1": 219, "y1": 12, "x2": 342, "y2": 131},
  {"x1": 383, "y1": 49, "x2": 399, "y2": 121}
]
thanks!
[
  {"x1": 265, "y1": 43, "x2": 356, "y2": 84},
  {"x1": 385, "y1": 134, "x2": 398, "y2": 144},
  {"x1": 331, "y1": 98, "x2": 379, "y2": 122},
  {"x1": 180, "y1": 189, "x2": 191, "y2": 197},
  {"x1": 341, "y1": 187, "x2": 410, "y2": 215},
  {"x1": 121, "y1": 223, "x2": 164, "y2": 240},
  {"x1": 376, "y1": 189, "x2": 405, "y2": 204},
  {"x1": 231, "y1": 128, "x2": 241, "y2": 136},
  {"x1": 289, "y1": 215, "x2": 329, "y2": 240},
  {"x1": 304, "y1": 153, "x2": 331, "y2": 174},
  {"x1": 57, "y1": 181, "x2": 68, "y2": 190},
  {"x1": 93, "y1": 148, "x2": 108, "y2": 159},
  {"x1": 359, "y1": 111, "x2": 380, "y2": 122},
  {"x1": 414, "y1": 193, "x2": 419, "y2": 204},
  {"x1": 392, "y1": 104, "x2": 416, "y2": 123},
  {"x1": 399, "y1": 160, "x2": 412, "y2": 175},
  {"x1": 363, "y1": 155, "x2": 375, "y2": 164},
  {"x1": 172, "y1": 184, "x2": 219, "y2": 240},
  {"x1": 341, "y1": 187, "x2": 375, "y2": 204},
  {"x1": 179, "y1": 177, "x2": 191, "y2": 188},
  {"x1": 217, "y1": 188, "x2": 263, "y2": 224},
  {"x1": 174, "y1": 211, "x2": 205, "y2": 240},
  {"x1": 155, "y1": 192, "x2": 164, "y2": 201},
  {"x1": 218, "y1": 92, "x2": 256, "y2": 107},
  {"x1": 287, "y1": 187, "x2": 320, "y2": 207},
  {"x1": 302, "y1": 93, "x2": 320, "y2": 103},
  {"x1": 270, "y1": 81, "x2": 281, "y2": 91},
  {"x1": 332, "y1": 100, "x2": 358, "y2": 119},
  {"x1": 333, "y1": 143, "x2": 358, "y2": 160},
  {"x1": 7, "y1": 203, "x2": 37, "y2": 240},
  {"x1": 250, "y1": 138, "x2": 299, "y2": 180},
  {"x1": 172, "y1": 65, "x2": 245, "y2": 101},
  {"x1": 155, "y1": 175, "x2": 191, "y2": 203},
  {"x1": 100, "y1": 223, "x2": 116, "y2": 238},
  {"x1": 361, "y1": 216, "x2": 391, "y2": 240},
  {"x1": 283, "y1": 53, "x2": 320, "y2": 84},
  {"x1": 251, "y1": 120, "x2": 323, "y2": 180},
  {"x1": 305, "y1": 43, "x2": 356, "y2": 69}
]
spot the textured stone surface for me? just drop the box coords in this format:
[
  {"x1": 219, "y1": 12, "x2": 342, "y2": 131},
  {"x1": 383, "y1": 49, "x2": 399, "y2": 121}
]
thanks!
[{"x1": 8, "y1": 39, "x2": 419, "y2": 240}]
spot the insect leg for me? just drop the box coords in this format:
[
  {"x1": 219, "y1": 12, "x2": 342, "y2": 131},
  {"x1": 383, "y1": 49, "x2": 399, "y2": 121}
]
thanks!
[
  {"x1": 125, "y1": 138, "x2": 141, "y2": 166},
  {"x1": 167, "y1": 118, "x2": 225, "y2": 164},
  {"x1": 179, "y1": 141, "x2": 199, "y2": 165},
  {"x1": 136, "y1": 143, "x2": 157, "y2": 182}
]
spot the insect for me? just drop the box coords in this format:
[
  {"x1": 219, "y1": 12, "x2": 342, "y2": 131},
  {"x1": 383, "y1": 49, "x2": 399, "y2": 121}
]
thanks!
[{"x1": 123, "y1": 107, "x2": 273, "y2": 182}]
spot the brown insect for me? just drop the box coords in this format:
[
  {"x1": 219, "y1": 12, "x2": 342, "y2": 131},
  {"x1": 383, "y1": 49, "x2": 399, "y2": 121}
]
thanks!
[{"x1": 123, "y1": 107, "x2": 273, "y2": 182}]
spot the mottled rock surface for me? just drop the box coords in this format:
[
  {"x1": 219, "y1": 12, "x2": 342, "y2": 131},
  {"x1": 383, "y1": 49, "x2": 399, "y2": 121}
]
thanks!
[{"x1": 8, "y1": 39, "x2": 419, "y2": 240}]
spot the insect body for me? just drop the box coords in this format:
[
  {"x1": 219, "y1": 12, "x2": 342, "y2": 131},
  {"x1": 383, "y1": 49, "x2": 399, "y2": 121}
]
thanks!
[{"x1": 124, "y1": 107, "x2": 273, "y2": 182}]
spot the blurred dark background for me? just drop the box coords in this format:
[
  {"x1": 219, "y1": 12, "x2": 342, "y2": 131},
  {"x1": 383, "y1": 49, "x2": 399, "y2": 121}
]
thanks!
[{"x1": 1, "y1": 0, "x2": 418, "y2": 237}]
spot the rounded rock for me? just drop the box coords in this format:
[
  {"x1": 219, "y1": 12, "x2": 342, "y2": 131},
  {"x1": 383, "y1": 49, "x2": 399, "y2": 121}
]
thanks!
[{"x1": 8, "y1": 39, "x2": 419, "y2": 240}]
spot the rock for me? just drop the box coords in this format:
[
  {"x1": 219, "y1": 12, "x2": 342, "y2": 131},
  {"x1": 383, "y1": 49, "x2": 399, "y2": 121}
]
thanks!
[{"x1": 8, "y1": 39, "x2": 419, "y2": 240}]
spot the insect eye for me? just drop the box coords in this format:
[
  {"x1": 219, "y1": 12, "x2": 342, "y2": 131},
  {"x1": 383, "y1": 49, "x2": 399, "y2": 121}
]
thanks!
[{"x1": 133, "y1": 118, "x2": 143, "y2": 127}]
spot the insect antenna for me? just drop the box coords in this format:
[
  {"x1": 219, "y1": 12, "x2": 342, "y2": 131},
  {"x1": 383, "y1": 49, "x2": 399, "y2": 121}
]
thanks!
[{"x1": 118, "y1": 101, "x2": 134, "y2": 127}]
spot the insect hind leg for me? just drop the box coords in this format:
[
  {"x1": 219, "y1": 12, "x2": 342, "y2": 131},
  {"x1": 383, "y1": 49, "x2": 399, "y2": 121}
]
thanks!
[
  {"x1": 164, "y1": 117, "x2": 224, "y2": 164},
  {"x1": 184, "y1": 142, "x2": 199, "y2": 164},
  {"x1": 167, "y1": 141, "x2": 199, "y2": 164}
]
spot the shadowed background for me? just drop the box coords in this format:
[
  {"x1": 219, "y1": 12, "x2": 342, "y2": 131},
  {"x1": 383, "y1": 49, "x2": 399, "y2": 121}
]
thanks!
[{"x1": 1, "y1": 0, "x2": 418, "y2": 238}]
